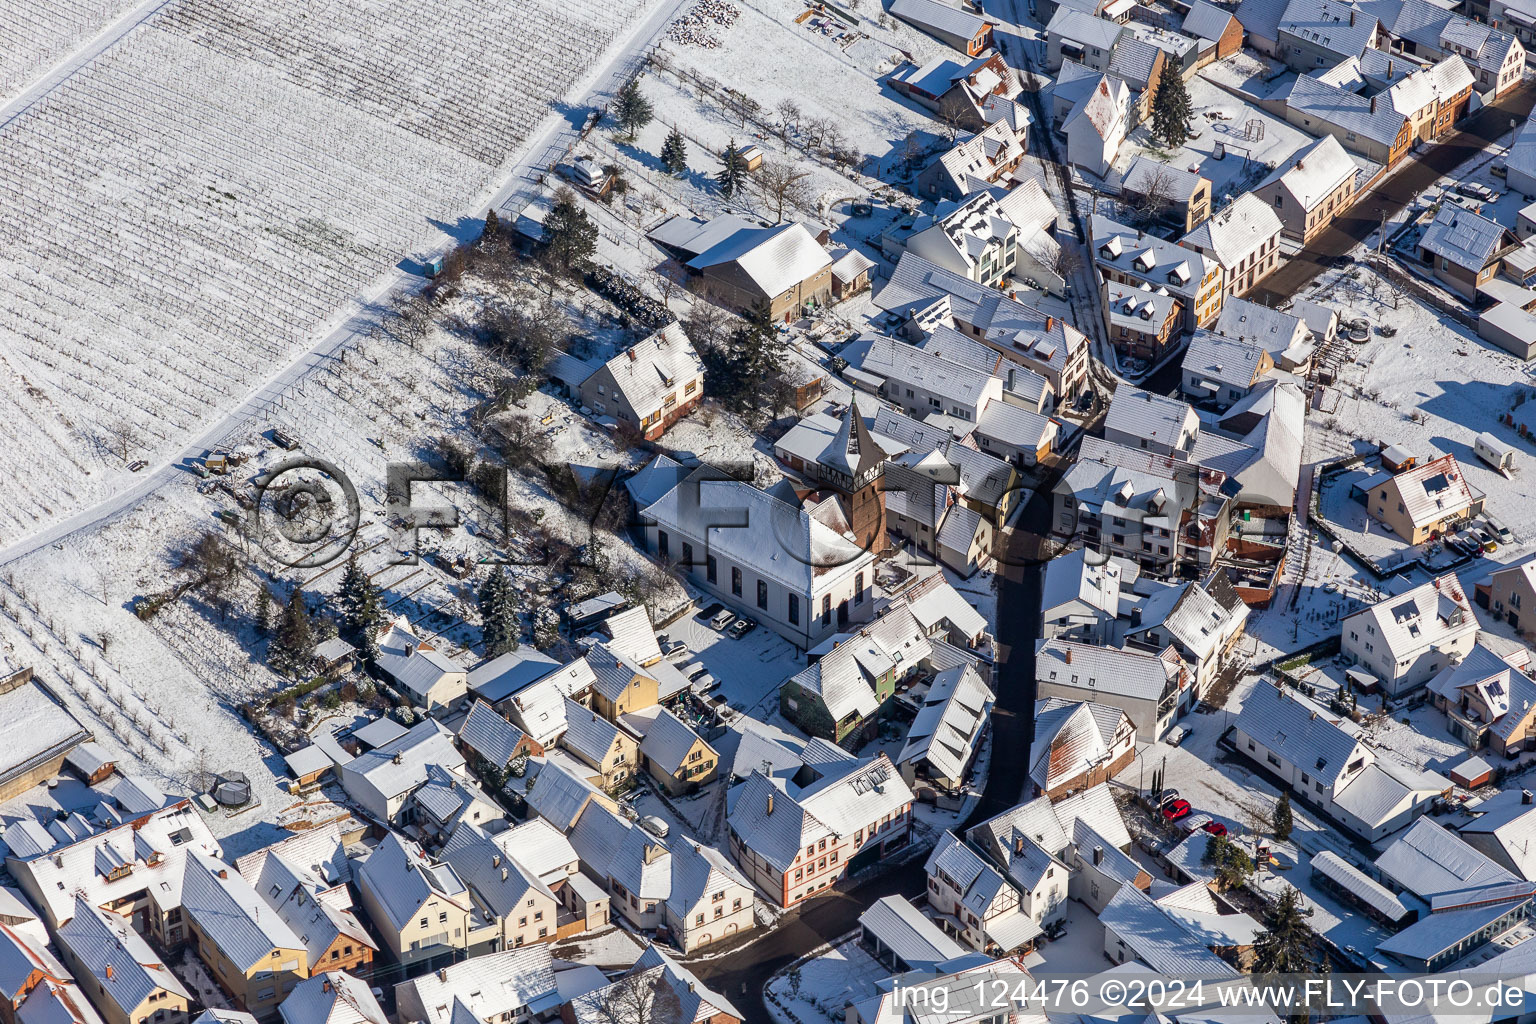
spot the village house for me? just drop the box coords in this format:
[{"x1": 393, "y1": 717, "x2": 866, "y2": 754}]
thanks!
[
  {"x1": 1180, "y1": 331, "x2": 1275, "y2": 409},
  {"x1": 917, "y1": 119, "x2": 1030, "y2": 200},
  {"x1": 1341, "y1": 574, "x2": 1479, "y2": 696},
  {"x1": 896, "y1": 663, "x2": 995, "y2": 804},
  {"x1": 1029, "y1": 698, "x2": 1137, "y2": 798},
  {"x1": 1179, "y1": 194, "x2": 1283, "y2": 301},
  {"x1": 1356, "y1": 452, "x2": 1484, "y2": 544},
  {"x1": 1105, "y1": 283, "x2": 1183, "y2": 363},
  {"x1": 1252, "y1": 134, "x2": 1360, "y2": 244},
  {"x1": 1035, "y1": 638, "x2": 1188, "y2": 739},
  {"x1": 353, "y1": 832, "x2": 497, "y2": 966},
  {"x1": 1104, "y1": 386, "x2": 1200, "y2": 458},
  {"x1": 234, "y1": 831, "x2": 374, "y2": 979},
  {"x1": 903, "y1": 181, "x2": 1061, "y2": 292},
  {"x1": 849, "y1": 336, "x2": 1004, "y2": 425},
  {"x1": 769, "y1": 401, "x2": 892, "y2": 553},
  {"x1": 565, "y1": 801, "x2": 755, "y2": 951},
  {"x1": 633, "y1": 462, "x2": 877, "y2": 649},
  {"x1": 1458, "y1": 787, "x2": 1536, "y2": 879},
  {"x1": 1276, "y1": 75, "x2": 1412, "y2": 166},
  {"x1": 617, "y1": 705, "x2": 718, "y2": 795},
  {"x1": 373, "y1": 617, "x2": 468, "y2": 711},
  {"x1": 559, "y1": 698, "x2": 639, "y2": 793},
  {"x1": 438, "y1": 823, "x2": 562, "y2": 950},
  {"x1": 923, "y1": 832, "x2": 1045, "y2": 955},
  {"x1": 1427, "y1": 642, "x2": 1536, "y2": 754},
  {"x1": 180, "y1": 853, "x2": 308, "y2": 1020},
  {"x1": 1092, "y1": 215, "x2": 1222, "y2": 331},
  {"x1": 576, "y1": 322, "x2": 704, "y2": 440},
  {"x1": 876, "y1": 253, "x2": 1092, "y2": 403},
  {"x1": 1100, "y1": 884, "x2": 1253, "y2": 975},
  {"x1": 917, "y1": 325, "x2": 1057, "y2": 413},
  {"x1": 1120, "y1": 157, "x2": 1212, "y2": 234},
  {"x1": 1372, "y1": 0, "x2": 1525, "y2": 98},
  {"x1": 727, "y1": 752, "x2": 914, "y2": 907},
  {"x1": 1476, "y1": 561, "x2": 1536, "y2": 635},
  {"x1": 0, "y1": 924, "x2": 78, "y2": 1024},
  {"x1": 565, "y1": 948, "x2": 743, "y2": 1024},
  {"x1": 1046, "y1": 10, "x2": 1127, "y2": 71},
  {"x1": 1418, "y1": 204, "x2": 1519, "y2": 302},
  {"x1": 55, "y1": 898, "x2": 191, "y2": 1024},
  {"x1": 890, "y1": 51, "x2": 1022, "y2": 132},
  {"x1": 1122, "y1": 573, "x2": 1250, "y2": 702},
  {"x1": 336, "y1": 719, "x2": 466, "y2": 825},
  {"x1": 457, "y1": 699, "x2": 541, "y2": 773},
  {"x1": 647, "y1": 214, "x2": 832, "y2": 321},
  {"x1": 1182, "y1": 0, "x2": 1245, "y2": 65},
  {"x1": 1234, "y1": 683, "x2": 1450, "y2": 840},
  {"x1": 1039, "y1": 546, "x2": 1136, "y2": 644},
  {"x1": 394, "y1": 946, "x2": 559, "y2": 1024},
  {"x1": 1212, "y1": 296, "x2": 1312, "y2": 373},
  {"x1": 277, "y1": 974, "x2": 386, "y2": 1024},
  {"x1": 1063, "y1": 76, "x2": 1132, "y2": 179},
  {"x1": 1275, "y1": 0, "x2": 1380, "y2": 71},
  {"x1": 4, "y1": 794, "x2": 221, "y2": 944},
  {"x1": 888, "y1": 0, "x2": 997, "y2": 54}
]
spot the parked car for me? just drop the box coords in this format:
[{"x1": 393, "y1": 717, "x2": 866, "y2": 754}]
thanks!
[
  {"x1": 729, "y1": 617, "x2": 757, "y2": 638},
  {"x1": 1202, "y1": 821, "x2": 1229, "y2": 837},
  {"x1": 1445, "y1": 193, "x2": 1482, "y2": 213},
  {"x1": 709, "y1": 609, "x2": 735, "y2": 630},
  {"x1": 1486, "y1": 516, "x2": 1515, "y2": 544},
  {"x1": 1493, "y1": 161, "x2": 1509, "y2": 178},
  {"x1": 1457, "y1": 182, "x2": 1498, "y2": 202},
  {"x1": 1167, "y1": 725, "x2": 1190, "y2": 747},
  {"x1": 1324, "y1": 253, "x2": 1355, "y2": 269},
  {"x1": 691, "y1": 675, "x2": 720, "y2": 695},
  {"x1": 1157, "y1": 788, "x2": 1182, "y2": 806},
  {"x1": 639, "y1": 815, "x2": 670, "y2": 838},
  {"x1": 662, "y1": 639, "x2": 687, "y2": 656},
  {"x1": 1162, "y1": 799, "x2": 1192, "y2": 822},
  {"x1": 687, "y1": 663, "x2": 711, "y2": 682},
  {"x1": 697, "y1": 602, "x2": 724, "y2": 622}
]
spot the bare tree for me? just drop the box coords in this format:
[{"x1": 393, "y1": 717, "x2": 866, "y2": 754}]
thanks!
[
  {"x1": 103, "y1": 418, "x2": 142, "y2": 462},
  {"x1": 586, "y1": 970, "x2": 685, "y2": 1024},
  {"x1": 775, "y1": 98, "x2": 801, "y2": 148},
  {"x1": 651, "y1": 265, "x2": 681, "y2": 310},
  {"x1": 803, "y1": 115, "x2": 835, "y2": 149},
  {"x1": 751, "y1": 160, "x2": 815, "y2": 223},
  {"x1": 1126, "y1": 162, "x2": 1181, "y2": 230}
]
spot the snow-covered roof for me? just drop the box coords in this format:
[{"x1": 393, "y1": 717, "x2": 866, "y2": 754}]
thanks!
[
  {"x1": 1105, "y1": 386, "x2": 1198, "y2": 452},
  {"x1": 354, "y1": 832, "x2": 472, "y2": 934},
  {"x1": 279, "y1": 973, "x2": 387, "y2": 1024},
  {"x1": 1236, "y1": 0, "x2": 1291, "y2": 39},
  {"x1": 1063, "y1": 76, "x2": 1130, "y2": 145},
  {"x1": 904, "y1": 573, "x2": 989, "y2": 642},
  {"x1": 458, "y1": 700, "x2": 531, "y2": 767},
  {"x1": 1049, "y1": 8, "x2": 1127, "y2": 49},
  {"x1": 340, "y1": 719, "x2": 465, "y2": 801},
  {"x1": 857, "y1": 896, "x2": 968, "y2": 971},
  {"x1": 1234, "y1": 682, "x2": 1365, "y2": 789},
  {"x1": 1420, "y1": 203, "x2": 1514, "y2": 270},
  {"x1": 624, "y1": 705, "x2": 711, "y2": 777},
  {"x1": 727, "y1": 754, "x2": 914, "y2": 873},
  {"x1": 1182, "y1": 331, "x2": 1269, "y2": 395},
  {"x1": 969, "y1": 783, "x2": 1131, "y2": 860},
  {"x1": 1041, "y1": 545, "x2": 1127, "y2": 622},
  {"x1": 395, "y1": 945, "x2": 558, "y2": 1024},
  {"x1": 1254, "y1": 135, "x2": 1356, "y2": 210},
  {"x1": 1344, "y1": 572, "x2": 1476, "y2": 666},
  {"x1": 1180, "y1": 193, "x2": 1282, "y2": 272},
  {"x1": 1030, "y1": 698, "x2": 1131, "y2": 793},
  {"x1": 523, "y1": 757, "x2": 605, "y2": 831},
  {"x1": 831, "y1": 248, "x2": 876, "y2": 285},
  {"x1": 1106, "y1": 283, "x2": 1180, "y2": 336},
  {"x1": 1278, "y1": 0, "x2": 1379, "y2": 58},
  {"x1": 284, "y1": 745, "x2": 331, "y2": 780},
  {"x1": 1182, "y1": 0, "x2": 1239, "y2": 41},
  {"x1": 0, "y1": 926, "x2": 65, "y2": 1005},
  {"x1": 1098, "y1": 884, "x2": 1240, "y2": 977},
  {"x1": 853, "y1": 336, "x2": 999, "y2": 409},
  {"x1": 1378, "y1": 897, "x2": 1529, "y2": 965},
  {"x1": 686, "y1": 222, "x2": 832, "y2": 299},
  {"x1": 1091, "y1": 215, "x2": 1212, "y2": 298},
  {"x1": 590, "y1": 321, "x2": 703, "y2": 418},
  {"x1": 1035, "y1": 638, "x2": 1180, "y2": 702},
  {"x1": 897, "y1": 664, "x2": 995, "y2": 782},
  {"x1": 57, "y1": 897, "x2": 189, "y2": 1015},
  {"x1": 889, "y1": 0, "x2": 994, "y2": 42},
  {"x1": 570, "y1": 948, "x2": 743, "y2": 1024},
  {"x1": 639, "y1": 469, "x2": 874, "y2": 593},
  {"x1": 1376, "y1": 817, "x2": 1519, "y2": 900},
  {"x1": 183, "y1": 852, "x2": 304, "y2": 971},
  {"x1": 0, "y1": 679, "x2": 89, "y2": 788},
  {"x1": 1310, "y1": 850, "x2": 1412, "y2": 920},
  {"x1": 469, "y1": 647, "x2": 562, "y2": 706},
  {"x1": 1280, "y1": 74, "x2": 1406, "y2": 147},
  {"x1": 440, "y1": 822, "x2": 555, "y2": 919}
]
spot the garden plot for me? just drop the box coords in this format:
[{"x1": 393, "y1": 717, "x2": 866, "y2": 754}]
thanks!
[
  {"x1": 765, "y1": 937, "x2": 887, "y2": 1024},
  {"x1": 0, "y1": 0, "x2": 660, "y2": 546},
  {"x1": 0, "y1": 0, "x2": 139, "y2": 102},
  {"x1": 1114, "y1": 78, "x2": 1317, "y2": 209}
]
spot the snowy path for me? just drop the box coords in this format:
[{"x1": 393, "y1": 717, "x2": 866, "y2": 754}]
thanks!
[{"x1": 0, "y1": 0, "x2": 691, "y2": 569}]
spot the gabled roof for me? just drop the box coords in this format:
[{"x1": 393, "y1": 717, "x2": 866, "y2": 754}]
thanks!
[
  {"x1": 1035, "y1": 638, "x2": 1181, "y2": 702},
  {"x1": 1183, "y1": 331, "x2": 1269, "y2": 394},
  {"x1": 591, "y1": 322, "x2": 703, "y2": 416},
  {"x1": 1105, "y1": 386, "x2": 1197, "y2": 452},
  {"x1": 1030, "y1": 698, "x2": 1131, "y2": 793},
  {"x1": 440, "y1": 822, "x2": 555, "y2": 919},
  {"x1": 1063, "y1": 76, "x2": 1130, "y2": 145},
  {"x1": 1123, "y1": 156, "x2": 1210, "y2": 203},
  {"x1": 1182, "y1": 0, "x2": 1240, "y2": 41},
  {"x1": 1098, "y1": 884, "x2": 1241, "y2": 976},
  {"x1": 182, "y1": 852, "x2": 304, "y2": 971},
  {"x1": 279, "y1": 973, "x2": 388, "y2": 1024},
  {"x1": 458, "y1": 700, "x2": 531, "y2": 768},
  {"x1": 246, "y1": 850, "x2": 373, "y2": 965},
  {"x1": 569, "y1": 948, "x2": 743, "y2": 1024},
  {"x1": 560, "y1": 698, "x2": 626, "y2": 766},
  {"x1": 340, "y1": 719, "x2": 465, "y2": 801},
  {"x1": 1376, "y1": 817, "x2": 1519, "y2": 900},
  {"x1": 395, "y1": 946, "x2": 558, "y2": 1024},
  {"x1": 857, "y1": 896, "x2": 969, "y2": 972},
  {"x1": 1254, "y1": 134, "x2": 1356, "y2": 209},
  {"x1": 1280, "y1": 74, "x2": 1406, "y2": 147},
  {"x1": 625, "y1": 706, "x2": 713, "y2": 777},
  {"x1": 1180, "y1": 194, "x2": 1282, "y2": 271},
  {"x1": 686, "y1": 222, "x2": 831, "y2": 298},
  {"x1": 1343, "y1": 572, "x2": 1475, "y2": 657},
  {"x1": 1277, "y1": 0, "x2": 1379, "y2": 58},
  {"x1": 897, "y1": 664, "x2": 995, "y2": 781},
  {"x1": 1233, "y1": 682, "x2": 1365, "y2": 789},
  {"x1": 353, "y1": 833, "x2": 470, "y2": 934},
  {"x1": 969, "y1": 783, "x2": 1131, "y2": 859},
  {"x1": 0, "y1": 925, "x2": 65, "y2": 1005},
  {"x1": 1420, "y1": 203, "x2": 1515, "y2": 270}
]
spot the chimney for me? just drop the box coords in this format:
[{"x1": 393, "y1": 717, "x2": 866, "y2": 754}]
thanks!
[
  {"x1": 1524, "y1": 790, "x2": 1533, "y2": 805},
  {"x1": 104, "y1": 965, "x2": 113, "y2": 981},
  {"x1": 216, "y1": 869, "x2": 228, "y2": 880},
  {"x1": 493, "y1": 855, "x2": 501, "y2": 868},
  {"x1": 392, "y1": 752, "x2": 403, "y2": 765},
  {"x1": 1349, "y1": 9, "x2": 1355, "y2": 25},
  {"x1": 1370, "y1": 96, "x2": 1377, "y2": 113},
  {"x1": 1014, "y1": 836, "x2": 1024, "y2": 854},
  {"x1": 1387, "y1": 58, "x2": 1393, "y2": 76},
  {"x1": 1065, "y1": 648, "x2": 1073, "y2": 665},
  {"x1": 1093, "y1": 846, "x2": 1104, "y2": 866},
  {"x1": 323, "y1": 980, "x2": 332, "y2": 994},
  {"x1": 766, "y1": 793, "x2": 774, "y2": 815},
  {"x1": 627, "y1": 348, "x2": 637, "y2": 361},
  {"x1": 438, "y1": 969, "x2": 449, "y2": 983},
  {"x1": 501, "y1": 867, "x2": 509, "y2": 881},
  {"x1": 1046, "y1": 316, "x2": 1055, "y2": 332}
]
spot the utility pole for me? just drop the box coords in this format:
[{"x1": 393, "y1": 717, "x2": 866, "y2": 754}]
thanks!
[{"x1": 1376, "y1": 207, "x2": 1386, "y2": 257}]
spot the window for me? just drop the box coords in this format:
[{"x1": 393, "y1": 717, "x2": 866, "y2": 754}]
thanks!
[
  {"x1": 732, "y1": 567, "x2": 743, "y2": 597},
  {"x1": 822, "y1": 595, "x2": 831, "y2": 624},
  {"x1": 707, "y1": 555, "x2": 717, "y2": 584},
  {"x1": 682, "y1": 541, "x2": 693, "y2": 566},
  {"x1": 734, "y1": 898, "x2": 743, "y2": 910},
  {"x1": 696, "y1": 913, "x2": 705, "y2": 925},
  {"x1": 855, "y1": 572, "x2": 864, "y2": 604},
  {"x1": 789, "y1": 593, "x2": 800, "y2": 625},
  {"x1": 757, "y1": 579, "x2": 768, "y2": 609},
  {"x1": 658, "y1": 531, "x2": 669, "y2": 558}
]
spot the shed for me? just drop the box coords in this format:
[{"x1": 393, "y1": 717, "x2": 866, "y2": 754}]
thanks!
[
  {"x1": 1451, "y1": 754, "x2": 1494, "y2": 789},
  {"x1": 1475, "y1": 431, "x2": 1516, "y2": 476},
  {"x1": 1382, "y1": 443, "x2": 1416, "y2": 472},
  {"x1": 737, "y1": 144, "x2": 765, "y2": 171},
  {"x1": 831, "y1": 249, "x2": 877, "y2": 300},
  {"x1": 284, "y1": 745, "x2": 333, "y2": 790}
]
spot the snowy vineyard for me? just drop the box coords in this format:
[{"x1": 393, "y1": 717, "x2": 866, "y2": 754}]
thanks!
[
  {"x1": 0, "y1": 0, "x2": 652, "y2": 543},
  {"x1": 666, "y1": 0, "x2": 741, "y2": 48},
  {"x1": 0, "y1": 0, "x2": 140, "y2": 102}
]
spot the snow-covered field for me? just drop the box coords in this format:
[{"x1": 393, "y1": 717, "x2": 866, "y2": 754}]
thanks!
[
  {"x1": 0, "y1": 0, "x2": 139, "y2": 102},
  {"x1": 0, "y1": 0, "x2": 661, "y2": 546}
]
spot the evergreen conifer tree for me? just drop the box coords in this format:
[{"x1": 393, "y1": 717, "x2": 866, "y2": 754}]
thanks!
[
  {"x1": 542, "y1": 188, "x2": 597, "y2": 277},
  {"x1": 271, "y1": 588, "x2": 314, "y2": 677},
  {"x1": 717, "y1": 139, "x2": 749, "y2": 199},
  {"x1": 661, "y1": 125, "x2": 688, "y2": 176},
  {"x1": 613, "y1": 80, "x2": 654, "y2": 138},
  {"x1": 1252, "y1": 889, "x2": 1313, "y2": 975},
  {"x1": 255, "y1": 585, "x2": 274, "y2": 638},
  {"x1": 1151, "y1": 61, "x2": 1193, "y2": 149},
  {"x1": 1273, "y1": 790, "x2": 1294, "y2": 841}
]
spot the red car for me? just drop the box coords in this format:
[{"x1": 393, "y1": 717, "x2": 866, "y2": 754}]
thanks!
[
  {"x1": 1162, "y1": 799, "x2": 1192, "y2": 821},
  {"x1": 1202, "y1": 821, "x2": 1229, "y2": 837}
]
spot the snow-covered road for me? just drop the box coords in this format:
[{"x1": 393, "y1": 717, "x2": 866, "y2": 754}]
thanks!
[{"x1": 0, "y1": 0, "x2": 692, "y2": 568}]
